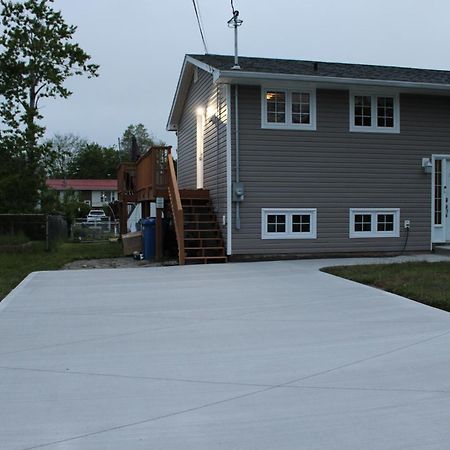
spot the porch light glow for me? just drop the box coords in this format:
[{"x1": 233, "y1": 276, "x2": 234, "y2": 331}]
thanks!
[
  {"x1": 196, "y1": 106, "x2": 205, "y2": 116},
  {"x1": 206, "y1": 105, "x2": 216, "y2": 119}
]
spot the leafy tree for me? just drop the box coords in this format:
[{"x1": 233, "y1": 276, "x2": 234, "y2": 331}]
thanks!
[
  {"x1": 40, "y1": 187, "x2": 90, "y2": 232},
  {"x1": 0, "y1": 141, "x2": 39, "y2": 213},
  {"x1": 60, "y1": 189, "x2": 90, "y2": 225},
  {"x1": 120, "y1": 124, "x2": 165, "y2": 160},
  {"x1": 67, "y1": 143, "x2": 121, "y2": 179},
  {"x1": 46, "y1": 133, "x2": 88, "y2": 178},
  {"x1": 0, "y1": 0, "x2": 99, "y2": 212}
]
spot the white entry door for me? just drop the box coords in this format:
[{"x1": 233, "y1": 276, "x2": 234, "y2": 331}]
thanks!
[
  {"x1": 433, "y1": 157, "x2": 450, "y2": 243},
  {"x1": 196, "y1": 112, "x2": 205, "y2": 189},
  {"x1": 446, "y1": 160, "x2": 450, "y2": 240}
]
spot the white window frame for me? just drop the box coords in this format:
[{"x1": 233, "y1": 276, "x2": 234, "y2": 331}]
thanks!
[
  {"x1": 349, "y1": 208, "x2": 400, "y2": 238},
  {"x1": 349, "y1": 92, "x2": 400, "y2": 133},
  {"x1": 261, "y1": 88, "x2": 317, "y2": 131},
  {"x1": 261, "y1": 208, "x2": 317, "y2": 239}
]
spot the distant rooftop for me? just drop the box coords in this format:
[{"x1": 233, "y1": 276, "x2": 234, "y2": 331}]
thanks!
[
  {"x1": 189, "y1": 54, "x2": 450, "y2": 85},
  {"x1": 46, "y1": 179, "x2": 118, "y2": 191}
]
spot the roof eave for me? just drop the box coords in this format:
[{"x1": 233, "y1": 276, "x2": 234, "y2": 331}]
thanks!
[
  {"x1": 215, "y1": 69, "x2": 450, "y2": 91},
  {"x1": 166, "y1": 55, "x2": 219, "y2": 132}
]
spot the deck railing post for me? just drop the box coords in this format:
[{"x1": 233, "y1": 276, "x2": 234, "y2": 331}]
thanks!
[{"x1": 167, "y1": 152, "x2": 185, "y2": 265}]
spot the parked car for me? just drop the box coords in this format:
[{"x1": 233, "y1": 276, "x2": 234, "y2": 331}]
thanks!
[{"x1": 86, "y1": 209, "x2": 107, "y2": 223}]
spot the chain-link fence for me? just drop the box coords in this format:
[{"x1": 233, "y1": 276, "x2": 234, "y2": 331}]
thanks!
[
  {"x1": 0, "y1": 214, "x2": 68, "y2": 250},
  {"x1": 71, "y1": 219, "x2": 119, "y2": 242},
  {"x1": 46, "y1": 215, "x2": 68, "y2": 251}
]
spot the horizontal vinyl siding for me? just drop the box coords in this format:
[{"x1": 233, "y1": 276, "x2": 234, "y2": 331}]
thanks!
[
  {"x1": 177, "y1": 70, "x2": 212, "y2": 189},
  {"x1": 231, "y1": 87, "x2": 444, "y2": 255},
  {"x1": 176, "y1": 70, "x2": 228, "y2": 244},
  {"x1": 203, "y1": 84, "x2": 228, "y2": 239}
]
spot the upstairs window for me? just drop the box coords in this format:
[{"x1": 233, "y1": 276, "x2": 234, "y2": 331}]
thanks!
[
  {"x1": 262, "y1": 88, "x2": 316, "y2": 130},
  {"x1": 266, "y1": 91, "x2": 286, "y2": 124},
  {"x1": 350, "y1": 93, "x2": 399, "y2": 133}
]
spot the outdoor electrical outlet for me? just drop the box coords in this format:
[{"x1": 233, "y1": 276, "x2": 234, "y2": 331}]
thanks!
[
  {"x1": 222, "y1": 215, "x2": 227, "y2": 226},
  {"x1": 404, "y1": 220, "x2": 411, "y2": 229}
]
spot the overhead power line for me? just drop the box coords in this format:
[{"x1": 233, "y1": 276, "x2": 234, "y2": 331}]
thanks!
[{"x1": 192, "y1": 0, "x2": 208, "y2": 54}]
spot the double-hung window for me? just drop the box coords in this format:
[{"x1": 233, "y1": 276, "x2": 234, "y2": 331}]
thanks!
[
  {"x1": 350, "y1": 93, "x2": 400, "y2": 133},
  {"x1": 349, "y1": 208, "x2": 400, "y2": 238},
  {"x1": 262, "y1": 88, "x2": 316, "y2": 130},
  {"x1": 261, "y1": 208, "x2": 317, "y2": 239}
]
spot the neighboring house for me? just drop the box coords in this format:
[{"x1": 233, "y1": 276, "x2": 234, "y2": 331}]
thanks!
[
  {"x1": 167, "y1": 54, "x2": 450, "y2": 259},
  {"x1": 46, "y1": 179, "x2": 118, "y2": 207}
]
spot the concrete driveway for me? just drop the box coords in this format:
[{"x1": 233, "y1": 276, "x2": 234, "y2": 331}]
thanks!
[{"x1": 1, "y1": 256, "x2": 450, "y2": 450}]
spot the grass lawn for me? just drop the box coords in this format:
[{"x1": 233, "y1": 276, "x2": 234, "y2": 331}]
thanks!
[
  {"x1": 0, "y1": 241, "x2": 122, "y2": 301},
  {"x1": 323, "y1": 261, "x2": 450, "y2": 313}
]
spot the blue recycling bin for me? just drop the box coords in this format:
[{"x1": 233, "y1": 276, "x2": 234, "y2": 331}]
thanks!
[{"x1": 141, "y1": 218, "x2": 156, "y2": 260}]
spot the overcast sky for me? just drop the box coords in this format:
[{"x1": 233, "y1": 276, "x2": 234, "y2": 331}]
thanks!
[{"x1": 44, "y1": 0, "x2": 450, "y2": 149}]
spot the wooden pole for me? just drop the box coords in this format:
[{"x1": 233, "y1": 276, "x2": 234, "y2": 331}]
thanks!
[
  {"x1": 119, "y1": 201, "x2": 128, "y2": 235},
  {"x1": 156, "y1": 207, "x2": 162, "y2": 261},
  {"x1": 142, "y1": 201, "x2": 150, "y2": 218}
]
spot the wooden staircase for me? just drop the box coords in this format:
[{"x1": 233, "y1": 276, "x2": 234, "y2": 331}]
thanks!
[
  {"x1": 166, "y1": 152, "x2": 226, "y2": 265},
  {"x1": 119, "y1": 148, "x2": 227, "y2": 265},
  {"x1": 181, "y1": 194, "x2": 227, "y2": 264}
]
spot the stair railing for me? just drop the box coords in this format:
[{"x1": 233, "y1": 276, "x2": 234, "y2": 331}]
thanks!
[{"x1": 167, "y1": 151, "x2": 185, "y2": 265}]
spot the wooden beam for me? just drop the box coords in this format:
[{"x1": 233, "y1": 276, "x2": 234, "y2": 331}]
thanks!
[{"x1": 156, "y1": 207, "x2": 162, "y2": 261}]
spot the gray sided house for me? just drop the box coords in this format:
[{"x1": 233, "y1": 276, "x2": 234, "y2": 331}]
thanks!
[{"x1": 167, "y1": 54, "x2": 450, "y2": 259}]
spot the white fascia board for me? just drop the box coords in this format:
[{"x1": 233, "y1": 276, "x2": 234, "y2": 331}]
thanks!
[
  {"x1": 166, "y1": 57, "x2": 191, "y2": 131},
  {"x1": 214, "y1": 70, "x2": 450, "y2": 93},
  {"x1": 185, "y1": 55, "x2": 218, "y2": 75},
  {"x1": 167, "y1": 56, "x2": 221, "y2": 132}
]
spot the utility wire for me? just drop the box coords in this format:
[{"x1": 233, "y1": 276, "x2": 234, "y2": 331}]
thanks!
[{"x1": 192, "y1": 0, "x2": 208, "y2": 54}]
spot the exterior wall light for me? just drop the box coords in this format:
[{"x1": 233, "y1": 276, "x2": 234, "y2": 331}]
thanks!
[{"x1": 422, "y1": 157, "x2": 432, "y2": 174}]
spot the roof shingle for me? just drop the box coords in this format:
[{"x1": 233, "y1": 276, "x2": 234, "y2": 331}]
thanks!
[{"x1": 189, "y1": 54, "x2": 450, "y2": 85}]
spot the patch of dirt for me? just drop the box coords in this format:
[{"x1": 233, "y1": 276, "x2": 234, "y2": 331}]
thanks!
[{"x1": 62, "y1": 257, "x2": 178, "y2": 270}]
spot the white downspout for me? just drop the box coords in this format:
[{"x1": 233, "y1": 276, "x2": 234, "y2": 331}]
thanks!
[
  {"x1": 226, "y1": 84, "x2": 232, "y2": 255},
  {"x1": 235, "y1": 85, "x2": 241, "y2": 230}
]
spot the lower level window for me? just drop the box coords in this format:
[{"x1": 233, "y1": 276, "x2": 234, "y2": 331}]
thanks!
[
  {"x1": 262, "y1": 208, "x2": 317, "y2": 239},
  {"x1": 350, "y1": 208, "x2": 400, "y2": 238}
]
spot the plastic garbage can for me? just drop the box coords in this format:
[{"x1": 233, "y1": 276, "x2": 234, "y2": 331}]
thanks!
[{"x1": 141, "y1": 218, "x2": 156, "y2": 260}]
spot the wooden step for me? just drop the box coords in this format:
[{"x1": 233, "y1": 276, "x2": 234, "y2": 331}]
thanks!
[
  {"x1": 179, "y1": 189, "x2": 209, "y2": 200},
  {"x1": 185, "y1": 256, "x2": 228, "y2": 264},
  {"x1": 185, "y1": 247, "x2": 225, "y2": 257},
  {"x1": 182, "y1": 205, "x2": 212, "y2": 212},
  {"x1": 185, "y1": 238, "x2": 224, "y2": 247},
  {"x1": 181, "y1": 198, "x2": 210, "y2": 206},
  {"x1": 184, "y1": 222, "x2": 218, "y2": 231},
  {"x1": 184, "y1": 213, "x2": 216, "y2": 221},
  {"x1": 185, "y1": 246, "x2": 224, "y2": 251},
  {"x1": 177, "y1": 189, "x2": 226, "y2": 265}
]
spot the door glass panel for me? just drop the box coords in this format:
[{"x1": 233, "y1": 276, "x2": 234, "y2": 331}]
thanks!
[{"x1": 435, "y1": 159, "x2": 442, "y2": 225}]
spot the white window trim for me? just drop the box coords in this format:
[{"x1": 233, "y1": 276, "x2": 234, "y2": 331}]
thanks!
[
  {"x1": 261, "y1": 208, "x2": 317, "y2": 240},
  {"x1": 261, "y1": 88, "x2": 317, "y2": 131},
  {"x1": 349, "y1": 92, "x2": 400, "y2": 134},
  {"x1": 349, "y1": 208, "x2": 400, "y2": 238}
]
